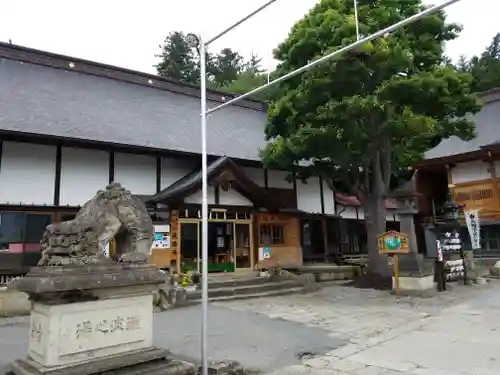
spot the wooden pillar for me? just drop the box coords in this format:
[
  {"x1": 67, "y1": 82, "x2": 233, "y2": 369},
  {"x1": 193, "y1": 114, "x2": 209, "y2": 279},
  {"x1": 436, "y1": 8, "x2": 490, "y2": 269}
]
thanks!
[
  {"x1": 445, "y1": 164, "x2": 454, "y2": 191},
  {"x1": 249, "y1": 213, "x2": 255, "y2": 270},
  {"x1": 322, "y1": 218, "x2": 328, "y2": 263}
]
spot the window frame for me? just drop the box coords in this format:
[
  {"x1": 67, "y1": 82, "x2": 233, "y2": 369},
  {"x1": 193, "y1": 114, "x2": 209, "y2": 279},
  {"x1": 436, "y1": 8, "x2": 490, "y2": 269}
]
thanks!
[
  {"x1": 259, "y1": 222, "x2": 285, "y2": 246},
  {"x1": 0, "y1": 211, "x2": 55, "y2": 250}
]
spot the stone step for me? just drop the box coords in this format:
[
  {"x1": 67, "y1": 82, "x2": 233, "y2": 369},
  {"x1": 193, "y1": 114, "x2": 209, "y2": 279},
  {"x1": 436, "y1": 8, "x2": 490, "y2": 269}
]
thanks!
[
  {"x1": 190, "y1": 286, "x2": 307, "y2": 303},
  {"x1": 207, "y1": 275, "x2": 274, "y2": 289},
  {"x1": 190, "y1": 279, "x2": 303, "y2": 300}
]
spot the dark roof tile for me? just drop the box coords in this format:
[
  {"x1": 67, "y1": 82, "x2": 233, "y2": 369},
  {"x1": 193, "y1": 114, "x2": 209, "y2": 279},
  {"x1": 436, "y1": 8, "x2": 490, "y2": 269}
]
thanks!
[{"x1": 0, "y1": 58, "x2": 267, "y2": 161}]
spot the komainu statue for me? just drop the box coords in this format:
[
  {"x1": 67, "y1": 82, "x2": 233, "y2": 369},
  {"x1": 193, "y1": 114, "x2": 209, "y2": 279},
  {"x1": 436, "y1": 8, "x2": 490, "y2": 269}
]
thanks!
[{"x1": 38, "y1": 182, "x2": 154, "y2": 266}]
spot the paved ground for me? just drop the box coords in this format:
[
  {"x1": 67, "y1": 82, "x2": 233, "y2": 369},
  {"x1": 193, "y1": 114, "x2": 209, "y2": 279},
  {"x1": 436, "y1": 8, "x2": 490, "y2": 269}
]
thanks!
[
  {"x1": 0, "y1": 303, "x2": 343, "y2": 373},
  {"x1": 1, "y1": 280, "x2": 499, "y2": 374},
  {"x1": 219, "y1": 280, "x2": 500, "y2": 375}
]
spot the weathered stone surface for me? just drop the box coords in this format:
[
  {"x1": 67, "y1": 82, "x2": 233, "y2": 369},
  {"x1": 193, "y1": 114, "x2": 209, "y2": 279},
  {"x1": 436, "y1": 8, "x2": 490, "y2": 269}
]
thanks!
[
  {"x1": 28, "y1": 295, "x2": 153, "y2": 367},
  {"x1": 6, "y1": 347, "x2": 196, "y2": 375},
  {"x1": 397, "y1": 253, "x2": 434, "y2": 277},
  {"x1": 197, "y1": 360, "x2": 243, "y2": 375},
  {"x1": 392, "y1": 275, "x2": 436, "y2": 297},
  {"x1": 10, "y1": 263, "x2": 165, "y2": 300},
  {"x1": 37, "y1": 183, "x2": 154, "y2": 267},
  {"x1": 0, "y1": 291, "x2": 30, "y2": 317},
  {"x1": 490, "y1": 261, "x2": 500, "y2": 277}
]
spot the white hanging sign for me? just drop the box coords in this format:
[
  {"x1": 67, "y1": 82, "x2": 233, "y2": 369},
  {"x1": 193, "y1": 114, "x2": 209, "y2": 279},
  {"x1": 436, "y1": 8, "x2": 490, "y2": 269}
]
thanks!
[{"x1": 465, "y1": 209, "x2": 480, "y2": 249}]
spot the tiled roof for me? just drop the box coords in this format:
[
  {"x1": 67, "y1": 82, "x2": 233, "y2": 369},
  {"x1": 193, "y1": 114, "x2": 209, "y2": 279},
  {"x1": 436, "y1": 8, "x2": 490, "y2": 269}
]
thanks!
[
  {"x1": 0, "y1": 46, "x2": 267, "y2": 161},
  {"x1": 424, "y1": 89, "x2": 500, "y2": 160}
]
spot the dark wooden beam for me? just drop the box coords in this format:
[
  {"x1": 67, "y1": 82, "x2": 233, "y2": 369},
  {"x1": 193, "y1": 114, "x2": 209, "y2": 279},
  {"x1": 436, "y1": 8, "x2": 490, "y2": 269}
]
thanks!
[
  {"x1": 53, "y1": 146, "x2": 62, "y2": 206},
  {"x1": 319, "y1": 176, "x2": 325, "y2": 214},
  {"x1": 156, "y1": 157, "x2": 162, "y2": 193},
  {"x1": 108, "y1": 151, "x2": 115, "y2": 184},
  {"x1": 214, "y1": 185, "x2": 220, "y2": 205}
]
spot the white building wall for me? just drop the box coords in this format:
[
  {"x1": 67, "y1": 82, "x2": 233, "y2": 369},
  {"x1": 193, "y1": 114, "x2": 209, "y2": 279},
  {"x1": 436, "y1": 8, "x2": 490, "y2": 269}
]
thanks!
[
  {"x1": 337, "y1": 201, "x2": 400, "y2": 222},
  {"x1": 0, "y1": 142, "x2": 56, "y2": 205},
  {"x1": 241, "y1": 167, "x2": 265, "y2": 187},
  {"x1": 451, "y1": 161, "x2": 490, "y2": 184},
  {"x1": 161, "y1": 157, "x2": 196, "y2": 188},
  {"x1": 184, "y1": 188, "x2": 216, "y2": 205},
  {"x1": 60, "y1": 148, "x2": 109, "y2": 206},
  {"x1": 114, "y1": 153, "x2": 156, "y2": 195},
  {"x1": 267, "y1": 170, "x2": 291, "y2": 189},
  {"x1": 322, "y1": 180, "x2": 335, "y2": 215},
  {"x1": 219, "y1": 188, "x2": 253, "y2": 206},
  {"x1": 296, "y1": 177, "x2": 322, "y2": 213}
]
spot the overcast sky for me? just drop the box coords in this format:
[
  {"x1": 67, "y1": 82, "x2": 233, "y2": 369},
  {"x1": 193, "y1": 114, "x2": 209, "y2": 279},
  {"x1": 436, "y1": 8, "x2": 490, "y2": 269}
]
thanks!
[{"x1": 0, "y1": 0, "x2": 495, "y2": 74}]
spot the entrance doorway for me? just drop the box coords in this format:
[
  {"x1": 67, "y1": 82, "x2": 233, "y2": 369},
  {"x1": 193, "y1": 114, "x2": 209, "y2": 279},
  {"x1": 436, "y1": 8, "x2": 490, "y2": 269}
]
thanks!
[
  {"x1": 301, "y1": 219, "x2": 326, "y2": 263},
  {"x1": 178, "y1": 218, "x2": 253, "y2": 273}
]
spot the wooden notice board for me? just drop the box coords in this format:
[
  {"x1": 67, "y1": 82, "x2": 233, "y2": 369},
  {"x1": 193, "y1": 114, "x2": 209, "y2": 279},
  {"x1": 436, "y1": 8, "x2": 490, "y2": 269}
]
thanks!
[
  {"x1": 376, "y1": 230, "x2": 409, "y2": 297},
  {"x1": 377, "y1": 231, "x2": 409, "y2": 255}
]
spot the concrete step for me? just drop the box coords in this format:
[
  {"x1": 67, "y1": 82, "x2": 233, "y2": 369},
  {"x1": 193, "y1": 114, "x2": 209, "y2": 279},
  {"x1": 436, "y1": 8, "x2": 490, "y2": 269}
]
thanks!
[
  {"x1": 189, "y1": 279, "x2": 303, "y2": 300},
  {"x1": 190, "y1": 286, "x2": 307, "y2": 303},
  {"x1": 207, "y1": 275, "x2": 273, "y2": 289}
]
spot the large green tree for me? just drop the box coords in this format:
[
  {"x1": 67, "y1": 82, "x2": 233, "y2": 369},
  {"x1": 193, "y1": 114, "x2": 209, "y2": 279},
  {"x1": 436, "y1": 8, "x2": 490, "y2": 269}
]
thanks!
[
  {"x1": 155, "y1": 31, "x2": 253, "y2": 88},
  {"x1": 155, "y1": 31, "x2": 198, "y2": 84},
  {"x1": 212, "y1": 48, "x2": 245, "y2": 86},
  {"x1": 261, "y1": 0, "x2": 481, "y2": 275},
  {"x1": 458, "y1": 33, "x2": 500, "y2": 92},
  {"x1": 219, "y1": 54, "x2": 278, "y2": 101}
]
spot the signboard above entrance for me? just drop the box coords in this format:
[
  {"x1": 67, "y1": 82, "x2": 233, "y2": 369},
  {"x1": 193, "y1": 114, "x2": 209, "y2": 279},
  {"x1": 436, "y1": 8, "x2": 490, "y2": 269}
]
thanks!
[{"x1": 377, "y1": 230, "x2": 409, "y2": 254}]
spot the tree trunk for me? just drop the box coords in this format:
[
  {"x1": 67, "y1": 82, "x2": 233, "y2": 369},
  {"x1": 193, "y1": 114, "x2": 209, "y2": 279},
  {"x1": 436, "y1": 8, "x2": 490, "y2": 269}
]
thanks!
[
  {"x1": 364, "y1": 196, "x2": 391, "y2": 277},
  {"x1": 362, "y1": 147, "x2": 392, "y2": 278}
]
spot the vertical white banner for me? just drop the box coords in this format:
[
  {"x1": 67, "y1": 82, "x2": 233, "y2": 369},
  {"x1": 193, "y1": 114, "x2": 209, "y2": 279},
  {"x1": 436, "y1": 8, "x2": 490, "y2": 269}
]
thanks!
[{"x1": 465, "y1": 210, "x2": 480, "y2": 249}]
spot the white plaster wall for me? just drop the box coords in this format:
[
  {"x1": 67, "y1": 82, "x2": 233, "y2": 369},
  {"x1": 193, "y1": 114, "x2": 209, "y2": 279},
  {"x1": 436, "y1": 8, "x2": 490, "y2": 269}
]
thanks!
[
  {"x1": 296, "y1": 177, "x2": 322, "y2": 213},
  {"x1": 0, "y1": 142, "x2": 56, "y2": 205},
  {"x1": 241, "y1": 167, "x2": 265, "y2": 187},
  {"x1": 386, "y1": 212, "x2": 401, "y2": 222},
  {"x1": 322, "y1": 180, "x2": 336, "y2": 215},
  {"x1": 60, "y1": 148, "x2": 109, "y2": 206},
  {"x1": 451, "y1": 161, "x2": 490, "y2": 184},
  {"x1": 114, "y1": 153, "x2": 156, "y2": 195},
  {"x1": 219, "y1": 188, "x2": 253, "y2": 206},
  {"x1": 267, "y1": 169, "x2": 292, "y2": 189},
  {"x1": 339, "y1": 207, "x2": 400, "y2": 221},
  {"x1": 184, "y1": 188, "x2": 216, "y2": 205},
  {"x1": 161, "y1": 157, "x2": 196, "y2": 188}
]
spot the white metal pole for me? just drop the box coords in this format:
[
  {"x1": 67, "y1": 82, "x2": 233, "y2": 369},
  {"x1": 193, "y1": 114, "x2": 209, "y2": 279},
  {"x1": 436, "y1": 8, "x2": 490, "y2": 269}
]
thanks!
[
  {"x1": 206, "y1": 0, "x2": 463, "y2": 115},
  {"x1": 199, "y1": 35, "x2": 209, "y2": 375},
  {"x1": 353, "y1": 0, "x2": 360, "y2": 41},
  {"x1": 197, "y1": 3, "x2": 284, "y2": 374},
  {"x1": 206, "y1": 0, "x2": 278, "y2": 46}
]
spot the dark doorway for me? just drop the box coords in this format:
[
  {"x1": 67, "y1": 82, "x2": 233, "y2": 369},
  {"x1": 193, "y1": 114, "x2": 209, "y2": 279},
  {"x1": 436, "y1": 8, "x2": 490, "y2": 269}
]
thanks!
[
  {"x1": 301, "y1": 218, "x2": 326, "y2": 263},
  {"x1": 180, "y1": 222, "x2": 199, "y2": 270}
]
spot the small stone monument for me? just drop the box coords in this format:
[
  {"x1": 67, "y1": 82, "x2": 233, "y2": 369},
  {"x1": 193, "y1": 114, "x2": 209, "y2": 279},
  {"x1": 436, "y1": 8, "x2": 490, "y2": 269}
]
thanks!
[{"x1": 6, "y1": 183, "x2": 195, "y2": 375}]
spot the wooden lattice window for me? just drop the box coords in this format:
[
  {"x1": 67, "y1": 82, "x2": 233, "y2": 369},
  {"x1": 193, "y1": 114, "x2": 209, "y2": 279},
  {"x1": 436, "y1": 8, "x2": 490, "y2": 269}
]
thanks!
[{"x1": 260, "y1": 223, "x2": 285, "y2": 245}]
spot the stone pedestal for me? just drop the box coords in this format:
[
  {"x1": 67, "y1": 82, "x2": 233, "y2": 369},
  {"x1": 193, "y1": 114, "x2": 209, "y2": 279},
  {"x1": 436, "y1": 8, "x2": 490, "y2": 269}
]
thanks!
[
  {"x1": 6, "y1": 263, "x2": 196, "y2": 375},
  {"x1": 392, "y1": 253, "x2": 436, "y2": 297}
]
